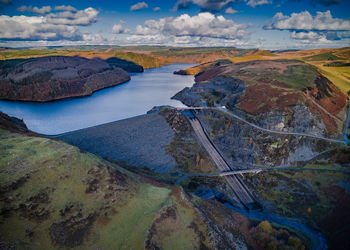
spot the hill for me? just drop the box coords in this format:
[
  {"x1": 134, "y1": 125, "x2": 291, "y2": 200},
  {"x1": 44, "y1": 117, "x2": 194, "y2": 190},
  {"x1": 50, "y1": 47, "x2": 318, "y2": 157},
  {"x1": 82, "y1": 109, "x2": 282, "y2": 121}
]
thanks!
[
  {"x1": 0, "y1": 113, "x2": 307, "y2": 249},
  {"x1": 172, "y1": 58, "x2": 350, "y2": 248},
  {"x1": 0, "y1": 46, "x2": 269, "y2": 70},
  {"x1": 176, "y1": 47, "x2": 350, "y2": 94},
  {"x1": 0, "y1": 56, "x2": 138, "y2": 102},
  {"x1": 174, "y1": 59, "x2": 347, "y2": 136}
]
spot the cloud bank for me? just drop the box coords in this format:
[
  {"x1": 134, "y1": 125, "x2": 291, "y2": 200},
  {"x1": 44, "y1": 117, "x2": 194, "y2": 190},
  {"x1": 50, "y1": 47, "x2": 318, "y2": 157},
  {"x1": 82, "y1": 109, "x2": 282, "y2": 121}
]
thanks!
[
  {"x1": 17, "y1": 5, "x2": 52, "y2": 14},
  {"x1": 0, "y1": 6, "x2": 99, "y2": 41},
  {"x1": 133, "y1": 12, "x2": 250, "y2": 40},
  {"x1": 265, "y1": 10, "x2": 350, "y2": 43}
]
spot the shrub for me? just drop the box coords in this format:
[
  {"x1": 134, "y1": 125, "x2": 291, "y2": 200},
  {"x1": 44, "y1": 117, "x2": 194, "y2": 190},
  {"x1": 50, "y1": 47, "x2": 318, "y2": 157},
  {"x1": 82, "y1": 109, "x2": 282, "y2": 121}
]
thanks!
[{"x1": 257, "y1": 220, "x2": 273, "y2": 234}]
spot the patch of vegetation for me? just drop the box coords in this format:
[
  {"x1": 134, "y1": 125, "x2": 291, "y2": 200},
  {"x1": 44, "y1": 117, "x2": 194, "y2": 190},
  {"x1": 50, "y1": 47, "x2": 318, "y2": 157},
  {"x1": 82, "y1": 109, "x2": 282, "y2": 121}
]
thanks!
[
  {"x1": 238, "y1": 63, "x2": 318, "y2": 90},
  {"x1": 114, "y1": 51, "x2": 164, "y2": 69},
  {"x1": 244, "y1": 159, "x2": 350, "y2": 249},
  {"x1": 324, "y1": 61, "x2": 350, "y2": 67},
  {"x1": 0, "y1": 49, "x2": 66, "y2": 60},
  {"x1": 317, "y1": 66, "x2": 350, "y2": 93},
  {"x1": 303, "y1": 52, "x2": 342, "y2": 62},
  {"x1": 250, "y1": 220, "x2": 306, "y2": 250}
]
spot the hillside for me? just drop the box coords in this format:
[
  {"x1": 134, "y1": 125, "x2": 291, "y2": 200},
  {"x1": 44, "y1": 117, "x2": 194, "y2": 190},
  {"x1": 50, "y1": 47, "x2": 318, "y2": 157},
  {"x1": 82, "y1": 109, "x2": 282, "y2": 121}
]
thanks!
[
  {"x1": 0, "y1": 56, "x2": 136, "y2": 102},
  {"x1": 174, "y1": 59, "x2": 347, "y2": 136},
  {"x1": 177, "y1": 47, "x2": 350, "y2": 94},
  {"x1": 0, "y1": 46, "x2": 265, "y2": 70},
  {"x1": 0, "y1": 113, "x2": 307, "y2": 249},
  {"x1": 171, "y1": 58, "x2": 350, "y2": 248}
]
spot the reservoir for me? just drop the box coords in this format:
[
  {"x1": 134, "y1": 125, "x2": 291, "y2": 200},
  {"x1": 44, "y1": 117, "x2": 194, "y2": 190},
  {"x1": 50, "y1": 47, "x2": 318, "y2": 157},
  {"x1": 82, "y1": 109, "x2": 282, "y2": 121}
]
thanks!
[{"x1": 0, "y1": 63, "x2": 195, "y2": 135}]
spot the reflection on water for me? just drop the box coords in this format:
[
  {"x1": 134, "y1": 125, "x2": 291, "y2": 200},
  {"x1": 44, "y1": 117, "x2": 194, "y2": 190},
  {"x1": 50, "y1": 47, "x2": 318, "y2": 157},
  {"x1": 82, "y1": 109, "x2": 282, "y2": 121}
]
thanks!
[{"x1": 0, "y1": 63, "x2": 196, "y2": 134}]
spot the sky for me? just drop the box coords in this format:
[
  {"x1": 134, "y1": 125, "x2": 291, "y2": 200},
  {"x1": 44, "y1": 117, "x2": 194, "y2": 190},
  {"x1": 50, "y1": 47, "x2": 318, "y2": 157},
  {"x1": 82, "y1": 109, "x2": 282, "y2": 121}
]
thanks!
[{"x1": 0, "y1": 0, "x2": 349, "y2": 49}]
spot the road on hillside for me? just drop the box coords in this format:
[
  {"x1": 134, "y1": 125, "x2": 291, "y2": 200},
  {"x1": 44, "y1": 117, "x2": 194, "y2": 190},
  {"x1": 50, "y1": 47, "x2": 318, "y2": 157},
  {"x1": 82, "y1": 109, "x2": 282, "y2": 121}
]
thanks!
[
  {"x1": 181, "y1": 106, "x2": 346, "y2": 144},
  {"x1": 188, "y1": 116, "x2": 256, "y2": 208}
]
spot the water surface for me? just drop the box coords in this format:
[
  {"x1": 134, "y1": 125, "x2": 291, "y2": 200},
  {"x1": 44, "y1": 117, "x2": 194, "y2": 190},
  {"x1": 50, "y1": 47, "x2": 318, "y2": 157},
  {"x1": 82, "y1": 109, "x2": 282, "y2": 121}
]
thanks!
[{"x1": 0, "y1": 63, "x2": 196, "y2": 134}]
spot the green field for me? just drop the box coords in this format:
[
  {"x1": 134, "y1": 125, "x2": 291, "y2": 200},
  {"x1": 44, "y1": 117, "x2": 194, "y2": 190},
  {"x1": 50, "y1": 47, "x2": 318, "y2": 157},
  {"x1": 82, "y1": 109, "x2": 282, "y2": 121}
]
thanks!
[{"x1": 303, "y1": 52, "x2": 343, "y2": 61}]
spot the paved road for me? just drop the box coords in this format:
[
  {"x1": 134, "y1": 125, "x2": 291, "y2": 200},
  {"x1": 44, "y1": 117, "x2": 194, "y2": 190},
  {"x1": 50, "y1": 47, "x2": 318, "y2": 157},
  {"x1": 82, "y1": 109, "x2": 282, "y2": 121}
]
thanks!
[
  {"x1": 304, "y1": 91, "x2": 342, "y2": 123},
  {"x1": 180, "y1": 106, "x2": 346, "y2": 144},
  {"x1": 188, "y1": 116, "x2": 256, "y2": 208}
]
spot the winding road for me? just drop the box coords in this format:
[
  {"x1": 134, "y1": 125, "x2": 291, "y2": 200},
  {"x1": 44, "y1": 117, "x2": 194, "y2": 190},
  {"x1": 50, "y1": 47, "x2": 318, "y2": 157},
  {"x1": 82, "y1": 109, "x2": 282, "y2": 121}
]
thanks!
[{"x1": 180, "y1": 106, "x2": 347, "y2": 144}]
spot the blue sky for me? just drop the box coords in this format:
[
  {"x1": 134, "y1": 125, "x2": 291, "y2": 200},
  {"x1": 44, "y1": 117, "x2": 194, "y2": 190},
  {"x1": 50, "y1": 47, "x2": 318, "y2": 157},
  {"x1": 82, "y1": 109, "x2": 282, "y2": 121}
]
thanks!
[{"x1": 0, "y1": 0, "x2": 349, "y2": 49}]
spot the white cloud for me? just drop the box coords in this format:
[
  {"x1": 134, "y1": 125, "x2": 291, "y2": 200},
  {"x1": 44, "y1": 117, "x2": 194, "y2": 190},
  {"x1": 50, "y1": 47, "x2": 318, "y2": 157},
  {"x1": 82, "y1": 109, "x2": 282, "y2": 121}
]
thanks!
[
  {"x1": 130, "y1": 2, "x2": 148, "y2": 11},
  {"x1": 266, "y1": 10, "x2": 350, "y2": 31},
  {"x1": 265, "y1": 10, "x2": 350, "y2": 44},
  {"x1": 246, "y1": 0, "x2": 271, "y2": 7},
  {"x1": 0, "y1": 15, "x2": 81, "y2": 40},
  {"x1": 290, "y1": 31, "x2": 333, "y2": 44},
  {"x1": 82, "y1": 32, "x2": 106, "y2": 42},
  {"x1": 17, "y1": 5, "x2": 52, "y2": 14},
  {"x1": 45, "y1": 7, "x2": 99, "y2": 26},
  {"x1": 133, "y1": 12, "x2": 250, "y2": 40},
  {"x1": 123, "y1": 33, "x2": 252, "y2": 47},
  {"x1": 112, "y1": 24, "x2": 124, "y2": 34},
  {"x1": 0, "y1": 7, "x2": 99, "y2": 41},
  {"x1": 153, "y1": 7, "x2": 160, "y2": 11},
  {"x1": 54, "y1": 5, "x2": 77, "y2": 12},
  {"x1": 291, "y1": 31, "x2": 325, "y2": 41},
  {"x1": 225, "y1": 7, "x2": 237, "y2": 14}
]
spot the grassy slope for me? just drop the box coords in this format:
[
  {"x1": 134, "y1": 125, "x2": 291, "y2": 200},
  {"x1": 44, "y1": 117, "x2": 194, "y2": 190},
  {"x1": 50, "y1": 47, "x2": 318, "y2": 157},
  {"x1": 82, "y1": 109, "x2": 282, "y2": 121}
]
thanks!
[
  {"x1": 279, "y1": 48, "x2": 350, "y2": 93},
  {"x1": 227, "y1": 60, "x2": 318, "y2": 90},
  {"x1": 0, "y1": 49, "x2": 67, "y2": 59},
  {"x1": 0, "y1": 129, "x2": 212, "y2": 249},
  {"x1": 0, "y1": 123, "x2": 309, "y2": 249}
]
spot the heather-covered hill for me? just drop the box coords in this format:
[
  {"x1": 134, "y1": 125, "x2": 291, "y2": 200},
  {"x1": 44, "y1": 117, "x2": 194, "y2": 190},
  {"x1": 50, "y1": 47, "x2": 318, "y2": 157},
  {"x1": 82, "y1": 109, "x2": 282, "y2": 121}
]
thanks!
[
  {"x1": 0, "y1": 56, "x2": 139, "y2": 102},
  {"x1": 174, "y1": 59, "x2": 347, "y2": 136}
]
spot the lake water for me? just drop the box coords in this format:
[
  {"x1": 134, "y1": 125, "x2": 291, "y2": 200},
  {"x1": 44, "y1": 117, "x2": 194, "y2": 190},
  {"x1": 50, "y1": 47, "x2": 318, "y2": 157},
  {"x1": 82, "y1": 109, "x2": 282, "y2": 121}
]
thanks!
[{"x1": 0, "y1": 63, "x2": 196, "y2": 135}]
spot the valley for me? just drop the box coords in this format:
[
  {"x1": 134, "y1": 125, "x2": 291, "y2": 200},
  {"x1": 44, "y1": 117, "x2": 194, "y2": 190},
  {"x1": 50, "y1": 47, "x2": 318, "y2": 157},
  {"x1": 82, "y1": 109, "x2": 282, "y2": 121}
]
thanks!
[{"x1": 0, "y1": 46, "x2": 349, "y2": 249}]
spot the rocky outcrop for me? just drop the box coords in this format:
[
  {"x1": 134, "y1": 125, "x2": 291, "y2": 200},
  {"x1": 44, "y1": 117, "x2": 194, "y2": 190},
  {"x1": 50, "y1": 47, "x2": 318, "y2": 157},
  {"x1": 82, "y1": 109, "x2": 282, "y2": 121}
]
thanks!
[{"x1": 0, "y1": 56, "x2": 132, "y2": 102}]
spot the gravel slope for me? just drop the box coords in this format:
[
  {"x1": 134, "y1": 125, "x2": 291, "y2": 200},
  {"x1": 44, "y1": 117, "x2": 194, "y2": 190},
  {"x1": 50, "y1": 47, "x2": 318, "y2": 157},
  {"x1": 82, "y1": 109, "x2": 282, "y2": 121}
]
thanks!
[{"x1": 57, "y1": 113, "x2": 176, "y2": 173}]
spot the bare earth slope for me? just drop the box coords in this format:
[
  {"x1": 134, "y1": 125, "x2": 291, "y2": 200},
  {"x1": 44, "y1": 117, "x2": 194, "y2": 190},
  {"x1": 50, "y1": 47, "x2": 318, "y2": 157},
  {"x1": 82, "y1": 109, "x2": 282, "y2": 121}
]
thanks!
[{"x1": 0, "y1": 56, "x2": 132, "y2": 102}]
